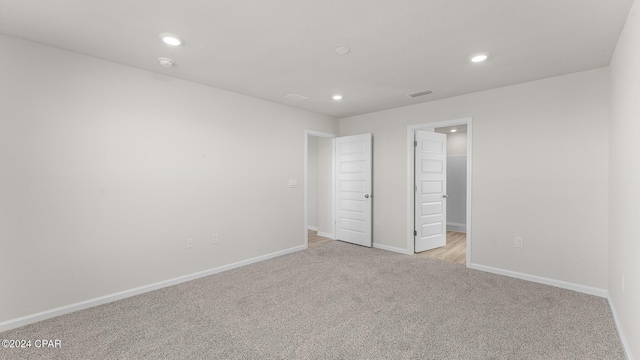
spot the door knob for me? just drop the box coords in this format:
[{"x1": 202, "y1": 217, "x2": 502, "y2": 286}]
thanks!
[
  {"x1": 442, "y1": 194, "x2": 448, "y2": 198},
  {"x1": 364, "y1": 194, "x2": 370, "y2": 198}
]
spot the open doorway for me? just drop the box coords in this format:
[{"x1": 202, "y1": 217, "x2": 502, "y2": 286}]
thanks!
[
  {"x1": 304, "y1": 130, "x2": 336, "y2": 248},
  {"x1": 407, "y1": 118, "x2": 472, "y2": 266},
  {"x1": 415, "y1": 124, "x2": 467, "y2": 265},
  {"x1": 304, "y1": 130, "x2": 374, "y2": 249}
]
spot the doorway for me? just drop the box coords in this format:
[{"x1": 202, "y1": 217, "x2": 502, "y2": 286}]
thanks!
[
  {"x1": 304, "y1": 131, "x2": 374, "y2": 248},
  {"x1": 407, "y1": 118, "x2": 472, "y2": 266},
  {"x1": 304, "y1": 130, "x2": 336, "y2": 248}
]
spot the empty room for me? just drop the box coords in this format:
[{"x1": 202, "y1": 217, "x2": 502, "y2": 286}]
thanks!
[{"x1": 1, "y1": 1, "x2": 638, "y2": 359}]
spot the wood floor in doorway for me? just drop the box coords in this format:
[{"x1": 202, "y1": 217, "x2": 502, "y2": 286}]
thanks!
[
  {"x1": 308, "y1": 229, "x2": 466, "y2": 266},
  {"x1": 308, "y1": 229, "x2": 333, "y2": 247},
  {"x1": 416, "y1": 231, "x2": 466, "y2": 266}
]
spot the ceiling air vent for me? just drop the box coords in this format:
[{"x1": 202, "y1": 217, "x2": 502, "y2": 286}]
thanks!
[
  {"x1": 284, "y1": 93, "x2": 309, "y2": 102},
  {"x1": 406, "y1": 89, "x2": 434, "y2": 98}
]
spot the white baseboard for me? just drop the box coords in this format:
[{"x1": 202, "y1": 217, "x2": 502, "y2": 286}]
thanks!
[
  {"x1": 446, "y1": 222, "x2": 466, "y2": 232},
  {"x1": 0, "y1": 244, "x2": 306, "y2": 333},
  {"x1": 468, "y1": 263, "x2": 607, "y2": 298},
  {"x1": 307, "y1": 225, "x2": 319, "y2": 231},
  {"x1": 317, "y1": 231, "x2": 334, "y2": 239},
  {"x1": 607, "y1": 294, "x2": 634, "y2": 360},
  {"x1": 373, "y1": 243, "x2": 412, "y2": 255}
]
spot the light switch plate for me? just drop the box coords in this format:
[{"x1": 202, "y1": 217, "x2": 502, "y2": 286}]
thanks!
[{"x1": 288, "y1": 179, "x2": 298, "y2": 188}]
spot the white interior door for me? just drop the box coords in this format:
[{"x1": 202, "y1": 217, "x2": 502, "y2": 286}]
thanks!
[
  {"x1": 335, "y1": 134, "x2": 372, "y2": 247},
  {"x1": 415, "y1": 130, "x2": 447, "y2": 252}
]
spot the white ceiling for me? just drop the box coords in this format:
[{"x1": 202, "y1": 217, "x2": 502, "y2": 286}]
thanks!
[{"x1": 0, "y1": 0, "x2": 633, "y2": 118}]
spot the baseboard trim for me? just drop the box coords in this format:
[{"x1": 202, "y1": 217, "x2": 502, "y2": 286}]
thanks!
[
  {"x1": 0, "y1": 244, "x2": 307, "y2": 333},
  {"x1": 607, "y1": 294, "x2": 634, "y2": 360},
  {"x1": 307, "y1": 226, "x2": 319, "y2": 231},
  {"x1": 317, "y1": 231, "x2": 334, "y2": 239},
  {"x1": 373, "y1": 243, "x2": 412, "y2": 255},
  {"x1": 446, "y1": 222, "x2": 466, "y2": 232},
  {"x1": 468, "y1": 263, "x2": 607, "y2": 298}
]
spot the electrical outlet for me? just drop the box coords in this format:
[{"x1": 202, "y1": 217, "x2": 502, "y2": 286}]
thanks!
[
  {"x1": 186, "y1": 238, "x2": 194, "y2": 249},
  {"x1": 212, "y1": 233, "x2": 219, "y2": 245},
  {"x1": 514, "y1": 237, "x2": 524, "y2": 248},
  {"x1": 622, "y1": 273, "x2": 625, "y2": 292}
]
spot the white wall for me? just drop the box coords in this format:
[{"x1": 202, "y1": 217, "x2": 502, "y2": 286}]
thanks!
[
  {"x1": 609, "y1": 0, "x2": 640, "y2": 357},
  {"x1": 316, "y1": 137, "x2": 333, "y2": 236},
  {"x1": 0, "y1": 34, "x2": 338, "y2": 324},
  {"x1": 306, "y1": 136, "x2": 332, "y2": 234},
  {"x1": 340, "y1": 68, "x2": 610, "y2": 290},
  {"x1": 446, "y1": 131, "x2": 467, "y2": 156},
  {"x1": 307, "y1": 136, "x2": 318, "y2": 229},
  {"x1": 446, "y1": 155, "x2": 467, "y2": 231},
  {"x1": 445, "y1": 131, "x2": 467, "y2": 230}
]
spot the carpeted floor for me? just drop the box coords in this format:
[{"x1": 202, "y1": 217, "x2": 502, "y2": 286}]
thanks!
[{"x1": 0, "y1": 241, "x2": 625, "y2": 359}]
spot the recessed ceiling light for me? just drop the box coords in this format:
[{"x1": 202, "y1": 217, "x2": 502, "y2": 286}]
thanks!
[
  {"x1": 335, "y1": 47, "x2": 350, "y2": 55},
  {"x1": 470, "y1": 53, "x2": 489, "y2": 63},
  {"x1": 450, "y1": 129, "x2": 457, "y2": 133},
  {"x1": 159, "y1": 33, "x2": 183, "y2": 46},
  {"x1": 332, "y1": 95, "x2": 343, "y2": 100}
]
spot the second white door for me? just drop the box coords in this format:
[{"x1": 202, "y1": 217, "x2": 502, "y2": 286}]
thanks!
[
  {"x1": 335, "y1": 134, "x2": 372, "y2": 247},
  {"x1": 415, "y1": 130, "x2": 447, "y2": 252}
]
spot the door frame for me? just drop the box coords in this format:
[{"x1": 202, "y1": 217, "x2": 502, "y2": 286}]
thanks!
[
  {"x1": 406, "y1": 118, "x2": 473, "y2": 266},
  {"x1": 304, "y1": 130, "x2": 338, "y2": 248}
]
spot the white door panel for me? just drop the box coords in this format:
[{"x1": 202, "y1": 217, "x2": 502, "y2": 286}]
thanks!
[
  {"x1": 335, "y1": 134, "x2": 372, "y2": 247},
  {"x1": 415, "y1": 130, "x2": 447, "y2": 252}
]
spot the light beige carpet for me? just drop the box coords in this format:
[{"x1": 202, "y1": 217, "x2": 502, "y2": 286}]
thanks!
[{"x1": 0, "y1": 240, "x2": 625, "y2": 359}]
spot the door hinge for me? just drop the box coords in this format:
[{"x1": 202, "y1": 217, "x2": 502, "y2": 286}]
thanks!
[
  {"x1": 414, "y1": 141, "x2": 417, "y2": 147},
  {"x1": 414, "y1": 230, "x2": 417, "y2": 236},
  {"x1": 414, "y1": 185, "x2": 417, "y2": 192}
]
